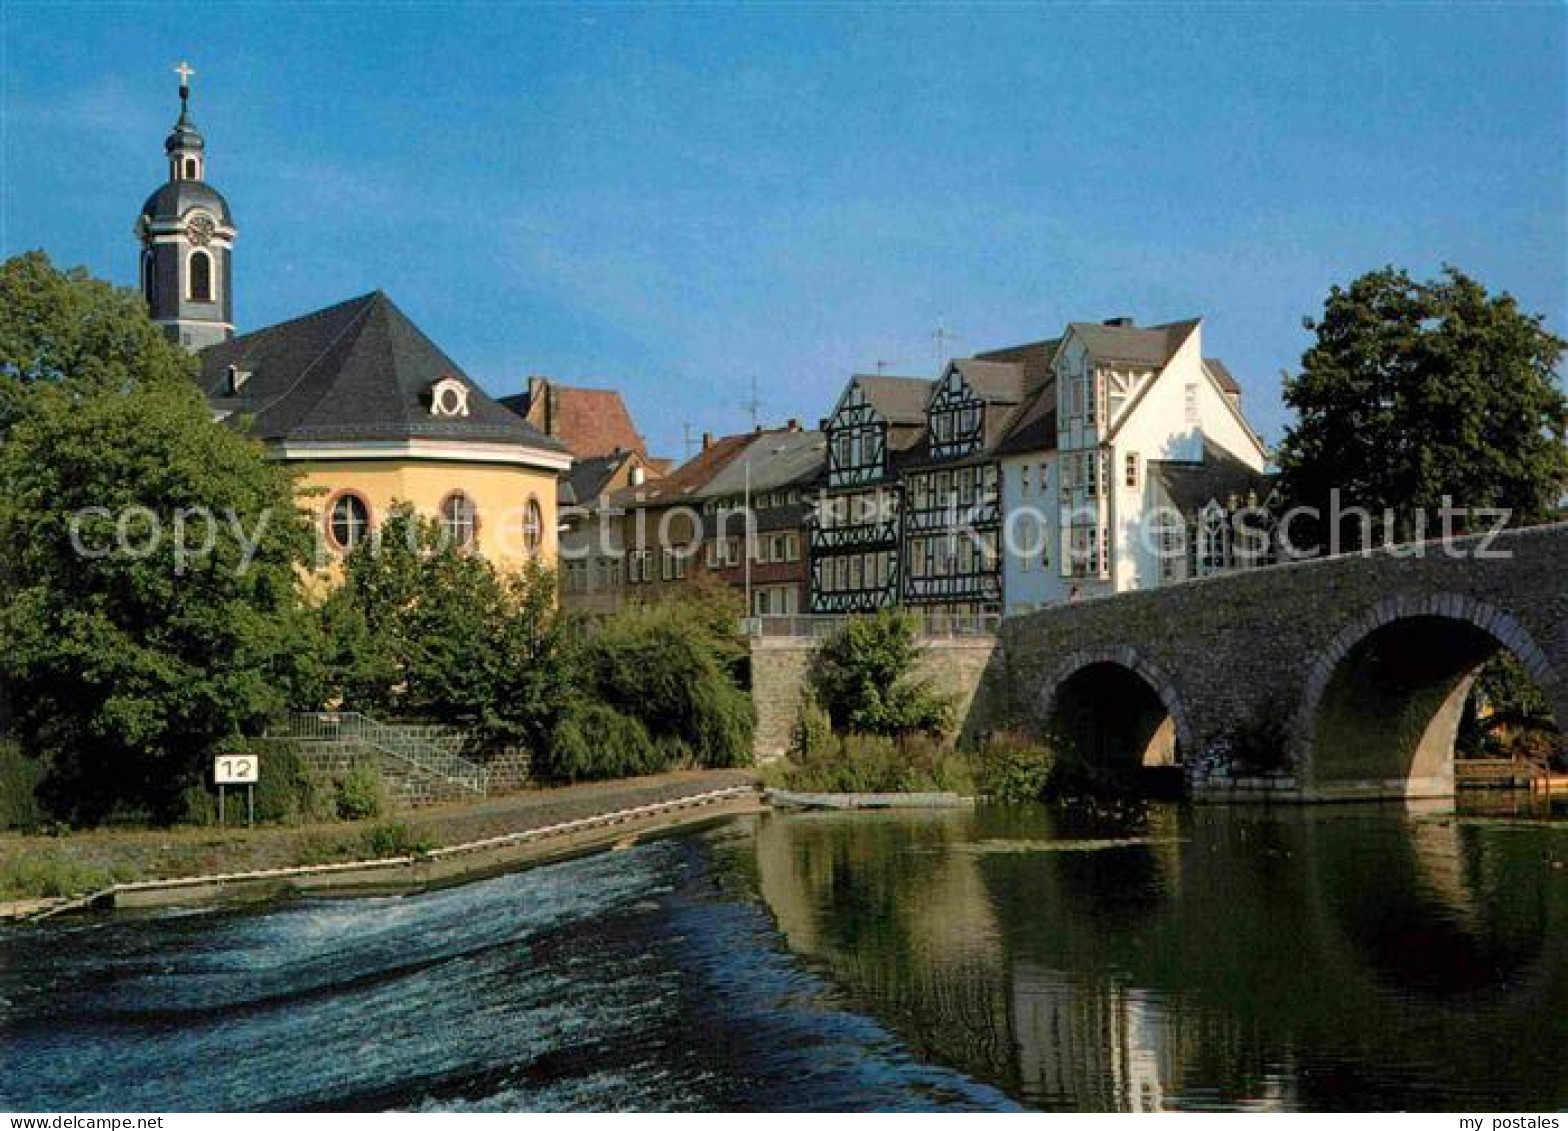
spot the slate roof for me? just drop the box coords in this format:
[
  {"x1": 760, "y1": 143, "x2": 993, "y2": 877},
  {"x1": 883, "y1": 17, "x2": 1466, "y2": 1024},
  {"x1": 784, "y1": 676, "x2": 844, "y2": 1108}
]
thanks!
[
  {"x1": 562, "y1": 451, "x2": 636, "y2": 506},
  {"x1": 1149, "y1": 437, "x2": 1271, "y2": 515},
  {"x1": 498, "y1": 380, "x2": 650, "y2": 460},
  {"x1": 699, "y1": 429, "x2": 827, "y2": 498},
  {"x1": 1203, "y1": 357, "x2": 1242, "y2": 395},
  {"x1": 142, "y1": 179, "x2": 233, "y2": 226},
  {"x1": 1068, "y1": 318, "x2": 1200, "y2": 367},
  {"x1": 994, "y1": 384, "x2": 1059, "y2": 457},
  {"x1": 852, "y1": 375, "x2": 933, "y2": 425},
  {"x1": 975, "y1": 337, "x2": 1061, "y2": 393},
  {"x1": 197, "y1": 292, "x2": 565, "y2": 452},
  {"x1": 947, "y1": 358, "x2": 1027, "y2": 406}
]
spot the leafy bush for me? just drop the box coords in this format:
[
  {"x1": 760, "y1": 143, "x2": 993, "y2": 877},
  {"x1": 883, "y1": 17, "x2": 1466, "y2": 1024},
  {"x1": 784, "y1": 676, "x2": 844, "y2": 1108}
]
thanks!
[
  {"x1": 0, "y1": 742, "x2": 43, "y2": 832},
  {"x1": 253, "y1": 744, "x2": 326, "y2": 825},
  {"x1": 546, "y1": 703, "x2": 666, "y2": 782},
  {"x1": 770, "y1": 732, "x2": 974, "y2": 795},
  {"x1": 807, "y1": 611, "x2": 953, "y2": 738},
  {"x1": 333, "y1": 764, "x2": 388, "y2": 821},
  {"x1": 562, "y1": 596, "x2": 754, "y2": 775},
  {"x1": 973, "y1": 730, "x2": 1059, "y2": 802},
  {"x1": 359, "y1": 821, "x2": 441, "y2": 858},
  {"x1": 178, "y1": 783, "x2": 216, "y2": 827},
  {"x1": 0, "y1": 851, "x2": 126, "y2": 900},
  {"x1": 789, "y1": 693, "x2": 833, "y2": 760}
]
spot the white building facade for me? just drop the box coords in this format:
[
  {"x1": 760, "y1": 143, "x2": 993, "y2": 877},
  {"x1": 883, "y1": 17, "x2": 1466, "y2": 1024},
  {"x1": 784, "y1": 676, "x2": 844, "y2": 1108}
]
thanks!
[{"x1": 1000, "y1": 317, "x2": 1269, "y2": 616}]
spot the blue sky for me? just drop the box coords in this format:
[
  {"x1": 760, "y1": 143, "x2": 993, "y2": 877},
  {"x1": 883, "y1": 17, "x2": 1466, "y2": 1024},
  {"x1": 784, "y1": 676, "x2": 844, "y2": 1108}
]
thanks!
[{"x1": 3, "y1": 3, "x2": 1564, "y2": 459}]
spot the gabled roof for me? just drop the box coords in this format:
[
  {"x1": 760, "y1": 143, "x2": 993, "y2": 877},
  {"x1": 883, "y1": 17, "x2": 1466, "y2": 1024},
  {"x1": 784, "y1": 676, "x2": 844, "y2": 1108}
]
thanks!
[
  {"x1": 945, "y1": 358, "x2": 1027, "y2": 405},
  {"x1": 1149, "y1": 436, "x2": 1271, "y2": 515},
  {"x1": 611, "y1": 430, "x2": 755, "y2": 507},
  {"x1": 198, "y1": 292, "x2": 565, "y2": 452},
  {"x1": 975, "y1": 337, "x2": 1061, "y2": 393},
  {"x1": 994, "y1": 383, "x2": 1059, "y2": 457},
  {"x1": 1068, "y1": 318, "x2": 1200, "y2": 368},
  {"x1": 563, "y1": 451, "x2": 636, "y2": 506},
  {"x1": 1202, "y1": 357, "x2": 1242, "y2": 395},
  {"x1": 850, "y1": 374, "x2": 933, "y2": 425},
  {"x1": 699, "y1": 429, "x2": 827, "y2": 498},
  {"x1": 498, "y1": 379, "x2": 650, "y2": 460}
]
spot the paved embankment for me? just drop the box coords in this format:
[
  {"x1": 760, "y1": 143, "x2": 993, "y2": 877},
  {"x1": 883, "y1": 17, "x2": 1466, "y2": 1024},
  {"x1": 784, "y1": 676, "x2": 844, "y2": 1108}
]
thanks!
[{"x1": 0, "y1": 769, "x2": 761, "y2": 920}]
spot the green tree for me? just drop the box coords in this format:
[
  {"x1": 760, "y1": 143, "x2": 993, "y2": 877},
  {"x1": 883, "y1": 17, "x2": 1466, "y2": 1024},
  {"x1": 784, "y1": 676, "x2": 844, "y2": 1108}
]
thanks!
[
  {"x1": 0, "y1": 255, "x2": 318, "y2": 822},
  {"x1": 0, "y1": 250, "x2": 193, "y2": 430},
  {"x1": 564, "y1": 592, "x2": 754, "y2": 772},
  {"x1": 1276, "y1": 265, "x2": 1567, "y2": 549},
  {"x1": 320, "y1": 505, "x2": 570, "y2": 752},
  {"x1": 807, "y1": 610, "x2": 952, "y2": 738}
]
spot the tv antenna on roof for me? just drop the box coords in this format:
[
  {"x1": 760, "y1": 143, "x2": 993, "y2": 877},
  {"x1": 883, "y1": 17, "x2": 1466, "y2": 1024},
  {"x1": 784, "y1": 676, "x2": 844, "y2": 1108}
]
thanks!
[
  {"x1": 932, "y1": 317, "x2": 962, "y2": 367},
  {"x1": 739, "y1": 373, "x2": 769, "y2": 429},
  {"x1": 874, "y1": 359, "x2": 897, "y2": 375}
]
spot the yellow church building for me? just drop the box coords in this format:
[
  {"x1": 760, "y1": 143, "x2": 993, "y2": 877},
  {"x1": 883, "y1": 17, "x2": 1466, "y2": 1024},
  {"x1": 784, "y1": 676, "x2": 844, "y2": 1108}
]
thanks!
[{"x1": 137, "y1": 66, "x2": 568, "y2": 571}]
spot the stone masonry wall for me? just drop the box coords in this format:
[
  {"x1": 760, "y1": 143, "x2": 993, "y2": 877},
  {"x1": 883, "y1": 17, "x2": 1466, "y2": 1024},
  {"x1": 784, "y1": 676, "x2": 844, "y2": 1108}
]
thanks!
[
  {"x1": 750, "y1": 637, "x2": 1003, "y2": 762},
  {"x1": 997, "y1": 523, "x2": 1567, "y2": 802},
  {"x1": 746, "y1": 526, "x2": 1566, "y2": 798}
]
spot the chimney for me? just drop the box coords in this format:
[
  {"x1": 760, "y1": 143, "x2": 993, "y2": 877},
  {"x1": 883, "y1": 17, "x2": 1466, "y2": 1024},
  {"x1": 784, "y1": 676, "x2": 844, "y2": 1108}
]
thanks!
[
  {"x1": 786, "y1": 418, "x2": 799, "y2": 432},
  {"x1": 701, "y1": 431, "x2": 714, "y2": 451},
  {"x1": 1102, "y1": 316, "x2": 1134, "y2": 328},
  {"x1": 526, "y1": 376, "x2": 553, "y2": 434}
]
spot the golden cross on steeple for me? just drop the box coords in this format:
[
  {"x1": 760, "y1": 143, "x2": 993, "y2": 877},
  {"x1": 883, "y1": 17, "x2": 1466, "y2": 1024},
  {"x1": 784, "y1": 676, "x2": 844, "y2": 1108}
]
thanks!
[{"x1": 174, "y1": 61, "x2": 195, "y2": 90}]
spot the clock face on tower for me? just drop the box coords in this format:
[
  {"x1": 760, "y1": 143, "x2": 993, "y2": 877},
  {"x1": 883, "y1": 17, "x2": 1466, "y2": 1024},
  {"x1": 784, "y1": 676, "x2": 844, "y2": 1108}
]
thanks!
[{"x1": 185, "y1": 212, "x2": 216, "y2": 246}]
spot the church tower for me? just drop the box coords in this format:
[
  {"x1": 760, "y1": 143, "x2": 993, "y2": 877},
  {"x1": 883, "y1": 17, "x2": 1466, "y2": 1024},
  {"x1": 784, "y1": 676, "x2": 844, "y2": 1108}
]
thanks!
[{"x1": 136, "y1": 63, "x2": 236, "y2": 351}]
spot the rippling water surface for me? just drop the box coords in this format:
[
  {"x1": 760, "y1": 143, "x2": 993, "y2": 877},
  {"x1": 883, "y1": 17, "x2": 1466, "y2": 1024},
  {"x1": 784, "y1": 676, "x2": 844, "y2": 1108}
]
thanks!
[{"x1": 2, "y1": 801, "x2": 1565, "y2": 1111}]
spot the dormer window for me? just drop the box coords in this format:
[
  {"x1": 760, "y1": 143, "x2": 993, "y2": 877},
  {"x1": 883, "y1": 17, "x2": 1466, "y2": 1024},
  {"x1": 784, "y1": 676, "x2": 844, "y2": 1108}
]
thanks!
[
  {"x1": 429, "y1": 376, "x2": 471, "y2": 418},
  {"x1": 226, "y1": 364, "x2": 251, "y2": 395}
]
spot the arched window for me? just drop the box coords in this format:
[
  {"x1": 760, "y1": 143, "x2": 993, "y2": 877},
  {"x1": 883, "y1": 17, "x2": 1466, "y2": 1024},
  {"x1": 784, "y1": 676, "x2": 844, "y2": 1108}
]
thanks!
[
  {"x1": 141, "y1": 251, "x2": 155, "y2": 305},
  {"x1": 523, "y1": 497, "x2": 544, "y2": 555},
  {"x1": 185, "y1": 157, "x2": 198, "y2": 179},
  {"x1": 327, "y1": 493, "x2": 371, "y2": 552},
  {"x1": 188, "y1": 249, "x2": 213, "y2": 303},
  {"x1": 441, "y1": 492, "x2": 477, "y2": 549}
]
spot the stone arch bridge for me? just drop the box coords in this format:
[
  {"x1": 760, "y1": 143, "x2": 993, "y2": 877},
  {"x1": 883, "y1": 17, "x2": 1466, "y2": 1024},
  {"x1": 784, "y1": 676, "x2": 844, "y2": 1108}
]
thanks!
[{"x1": 997, "y1": 523, "x2": 1567, "y2": 802}]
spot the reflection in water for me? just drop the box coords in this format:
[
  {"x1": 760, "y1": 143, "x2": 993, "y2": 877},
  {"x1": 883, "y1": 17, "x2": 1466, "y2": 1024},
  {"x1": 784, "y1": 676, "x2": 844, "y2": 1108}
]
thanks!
[
  {"x1": 1, "y1": 804, "x2": 1563, "y2": 1112},
  {"x1": 748, "y1": 803, "x2": 1568, "y2": 1111}
]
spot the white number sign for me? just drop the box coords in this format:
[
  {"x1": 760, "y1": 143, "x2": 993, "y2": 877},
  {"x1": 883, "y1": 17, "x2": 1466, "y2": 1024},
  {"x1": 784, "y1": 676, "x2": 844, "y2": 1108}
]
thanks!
[{"x1": 214, "y1": 755, "x2": 259, "y2": 785}]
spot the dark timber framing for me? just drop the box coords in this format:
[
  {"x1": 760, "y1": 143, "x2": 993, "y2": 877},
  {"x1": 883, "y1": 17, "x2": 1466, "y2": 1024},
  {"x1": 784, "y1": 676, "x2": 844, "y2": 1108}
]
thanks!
[{"x1": 809, "y1": 379, "x2": 908, "y2": 612}]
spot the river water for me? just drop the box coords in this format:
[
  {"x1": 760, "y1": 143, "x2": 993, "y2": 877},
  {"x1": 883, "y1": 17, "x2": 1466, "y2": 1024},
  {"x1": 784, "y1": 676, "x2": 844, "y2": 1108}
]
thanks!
[{"x1": 2, "y1": 800, "x2": 1565, "y2": 1111}]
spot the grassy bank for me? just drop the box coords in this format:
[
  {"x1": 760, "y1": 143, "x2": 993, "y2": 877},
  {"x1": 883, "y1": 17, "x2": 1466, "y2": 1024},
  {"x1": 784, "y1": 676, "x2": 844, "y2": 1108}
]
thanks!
[{"x1": 0, "y1": 769, "x2": 756, "y2": 905}]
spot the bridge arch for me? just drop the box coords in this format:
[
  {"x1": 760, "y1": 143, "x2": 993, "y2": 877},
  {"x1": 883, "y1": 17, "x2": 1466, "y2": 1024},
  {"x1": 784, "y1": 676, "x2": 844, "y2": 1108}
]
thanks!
[
  {"x1": 1037, "y1": 647, "x2": 1195, "y2": 771},
  {"x1": 1293, "y1": 593, "x2": 1564, "y2": 798}
]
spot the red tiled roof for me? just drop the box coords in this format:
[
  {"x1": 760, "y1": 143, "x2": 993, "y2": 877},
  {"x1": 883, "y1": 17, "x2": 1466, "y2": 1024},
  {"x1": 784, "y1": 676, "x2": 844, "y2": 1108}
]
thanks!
[{"x1": 499, "y1": 380, "x2": 649, "y2": 460}]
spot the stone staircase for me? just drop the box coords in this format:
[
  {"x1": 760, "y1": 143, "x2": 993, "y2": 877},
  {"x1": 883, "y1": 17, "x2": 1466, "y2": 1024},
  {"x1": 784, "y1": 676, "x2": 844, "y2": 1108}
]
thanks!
[{"x1": 272, "y1": 712, "x2": 488, "y2": 808}]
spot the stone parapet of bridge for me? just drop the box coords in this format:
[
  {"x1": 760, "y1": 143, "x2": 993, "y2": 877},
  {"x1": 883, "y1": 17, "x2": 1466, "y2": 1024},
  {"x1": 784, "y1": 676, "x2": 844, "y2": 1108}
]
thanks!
[{"x1": 996, "y1": 522, "x2": 1568, "y2": 803}]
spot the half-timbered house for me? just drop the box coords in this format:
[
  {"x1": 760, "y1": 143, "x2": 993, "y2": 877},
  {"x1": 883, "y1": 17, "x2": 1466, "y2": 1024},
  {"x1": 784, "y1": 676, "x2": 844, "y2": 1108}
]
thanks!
[
  {"x1": 898, "y1": 359, "x2": 1034, "y2": 614},
  {"x1": 808, "y1": 376, "x2": 931, "y2": 612}
]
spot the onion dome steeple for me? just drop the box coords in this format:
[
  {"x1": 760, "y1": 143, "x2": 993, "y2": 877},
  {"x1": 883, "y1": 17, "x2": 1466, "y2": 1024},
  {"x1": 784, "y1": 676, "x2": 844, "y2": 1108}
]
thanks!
[
  {"x1": 164, "y1": 62, "x2": 206, "y2": 172},
  {"x1": 136, "y1": 62, "x2": 237, "y2": 352}
]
